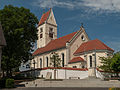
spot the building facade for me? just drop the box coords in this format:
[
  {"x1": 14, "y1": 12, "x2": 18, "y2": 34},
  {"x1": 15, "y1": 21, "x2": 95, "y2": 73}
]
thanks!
[{"x1": 20, "y1": 9, "x2": 114, "y2": 79}]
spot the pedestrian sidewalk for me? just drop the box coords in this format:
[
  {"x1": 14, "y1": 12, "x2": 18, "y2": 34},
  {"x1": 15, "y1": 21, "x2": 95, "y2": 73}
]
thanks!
[{"x1": 20, "y1": 78, "x2": 120, "y2": 87}]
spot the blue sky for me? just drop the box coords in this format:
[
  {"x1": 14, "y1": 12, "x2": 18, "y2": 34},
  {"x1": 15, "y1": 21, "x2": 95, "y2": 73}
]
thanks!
[{"x1": 0, "y1": 0, "x2": 120, "y2": 52}]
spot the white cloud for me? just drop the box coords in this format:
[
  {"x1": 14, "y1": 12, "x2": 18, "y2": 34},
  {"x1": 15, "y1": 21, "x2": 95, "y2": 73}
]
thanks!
[
  {"x1": 34, "y1": 0, "x2": 120, "y2": 13},
  {"x1": 82, "y1": 0, "x2": 120, "y2": 13},
  {"x1": 34, "y1": 0, "x2": 76, "y2": 9}
]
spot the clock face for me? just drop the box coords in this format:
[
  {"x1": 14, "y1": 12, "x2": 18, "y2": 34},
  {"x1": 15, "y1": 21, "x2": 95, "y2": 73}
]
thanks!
[{"x1": 81, "y1": 35, "x2": 85, "y2": 41}]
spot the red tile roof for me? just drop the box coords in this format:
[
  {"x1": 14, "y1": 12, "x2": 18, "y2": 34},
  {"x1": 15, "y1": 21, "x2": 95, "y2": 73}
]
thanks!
[
  {"x1": 68, "y1": 57, "x2": 85, "y2": 64},
  {"x1": 74, "y1": 39, "x2": 114, "y2": 55},
  {"x1": 38, "y1": 9, "x2": 51, "y2": 26},
  {"x1": 33, "y1": 31, "x2": 77, "y2": 56}
]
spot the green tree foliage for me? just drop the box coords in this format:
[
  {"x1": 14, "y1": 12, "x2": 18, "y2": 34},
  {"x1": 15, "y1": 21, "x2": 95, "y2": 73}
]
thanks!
[
  {"x1": 50, "y1": 52, "x2": 61, "y2": 79},
  {"x1": 50, "y1": 52, "x2": 61, "y2": 68},
  {"x1": 0, "y1": 5, "x2": 38, "y2": 77},
  {"x1": 5, "y1": 78, "x2": 14, "y2": 88},
  {"x1": 111, "y1": 52, "x2": 120, "y2": 73},
  {"x1": 99, "y1": 56, "x2": 113, "y2": 72},
  {"x1": 99, "y1": 52, "x2": 120, "y2": 76}
]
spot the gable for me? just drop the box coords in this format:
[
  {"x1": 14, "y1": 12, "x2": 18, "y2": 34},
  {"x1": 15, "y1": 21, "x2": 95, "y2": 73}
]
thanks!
[
  {"x1": 68, "y1": 27, "x2": 90, "y2": 59},
  {"x1": 47, "y1": 9, "x2": 57, "y2": 26}
]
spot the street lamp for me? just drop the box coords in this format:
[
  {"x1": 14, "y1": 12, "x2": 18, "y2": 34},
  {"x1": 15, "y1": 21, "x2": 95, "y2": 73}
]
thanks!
[
  {"x1": 64, "y1": 65, "x2": 67, "y2": 79},
  {"x1": 33, "y1": 60, "x2": 36, "y2": 80}
]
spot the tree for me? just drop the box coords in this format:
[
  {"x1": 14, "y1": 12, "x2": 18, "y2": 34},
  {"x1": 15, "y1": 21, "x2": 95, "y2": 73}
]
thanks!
[
  {"x1": 99, "y1": 56, "x2": 113, "y2": 72},
  {"x1": 111, "y1": 52, "x2": 120, "y2": 76},
  {"x1": 50, "y1": 52, "x2": 61, "y2": 79},
  {"x1": 99, "y1": 52, "x2": 120, "y2": 77},
  {"x1": 0, "y1": 5, "x2": 38, "y2": 77}
]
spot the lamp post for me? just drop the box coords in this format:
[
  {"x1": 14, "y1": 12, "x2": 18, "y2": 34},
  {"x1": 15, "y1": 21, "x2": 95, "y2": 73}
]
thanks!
[
  {"x1": 32, "y1": 59, "x2": 37, "y2": 86},
  {"x1": 64, "y1": 65, "x2": 67, "y2": 79},
  {"x1": 33, "y1": 60, "x2": 36, "y2": 79}
]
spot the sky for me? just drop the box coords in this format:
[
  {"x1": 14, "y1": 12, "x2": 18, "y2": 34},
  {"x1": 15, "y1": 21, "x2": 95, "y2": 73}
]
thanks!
[{"x1": 0, "y1": 0, "x2": 120, "y2": 52}]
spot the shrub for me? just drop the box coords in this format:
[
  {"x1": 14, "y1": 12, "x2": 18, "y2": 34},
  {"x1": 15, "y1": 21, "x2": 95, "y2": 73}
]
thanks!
[
  {"x1": 0, "y1": 77, "x2": 7, "y2": 88},
  {"x1": 5, "y1": 78, "x2": 15, "y2": 88}
]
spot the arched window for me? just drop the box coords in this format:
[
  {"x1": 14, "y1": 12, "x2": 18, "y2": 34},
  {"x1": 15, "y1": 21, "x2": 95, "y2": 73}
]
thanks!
[
  {"x1": 62, "y1": 53, "x2": 64, "y2": 67},
  {"x1": 89, "y1": 56, "x2": 92, "y2": 67},
  {"x1": 46, "y1": 57, "x2": 48, "y2": 67},
  {"x1": 40, "y1": 58, "x2": 42, "y2": 68}
]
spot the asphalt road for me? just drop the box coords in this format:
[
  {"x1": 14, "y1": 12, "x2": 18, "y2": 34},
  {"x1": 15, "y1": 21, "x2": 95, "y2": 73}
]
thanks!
[{"x1": 2, "y1": 87, "x2": 109, "y2": 90}]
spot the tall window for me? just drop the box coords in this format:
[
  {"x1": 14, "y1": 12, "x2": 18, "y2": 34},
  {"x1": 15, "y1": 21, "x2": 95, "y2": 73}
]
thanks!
[
  {"x1": 40, "y1": 58, "x2": 42, "y2": 68},
  {"x1": 62, "y1": 53, "x2": 64, "y2": 67},
  {"x1": 40, "y1": 34, "x2": 42, "y2": 38},
  {"x1": 89, "y1": 56, "x2": 92, "y2": 67},
  {"x1": 40, "y1": 28, "x2": 43, "y2": 38},
  {"x1": 40, "y1": 28, "x2": 43, "y2": 33},
  {"x1": 46, "y1": 57, "x2": 48, "y2": 67},
  {"x1": 49, "y1": 28, "x2": 53, "y2": 38}
]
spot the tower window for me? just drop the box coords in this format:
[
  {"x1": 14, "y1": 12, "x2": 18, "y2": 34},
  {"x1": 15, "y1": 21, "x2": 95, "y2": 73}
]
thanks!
[
  {"x1": 40, "y1": 34, "x2": 42, "y2": 38},
  {"x1": 40, "y1": 28, "x2": 43, "y2": 33},
  {"x1": 89, "y1": 56, "x2": 92, "y2": 67},
  {"x1": 49, "y1": 28, "x2": 53, "y2": 38}
]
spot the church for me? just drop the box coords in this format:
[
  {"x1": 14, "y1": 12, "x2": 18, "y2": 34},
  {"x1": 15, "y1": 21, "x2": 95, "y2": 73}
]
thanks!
[{"x1": 20, "y1": 8, "x2": 114, "y2": 79}]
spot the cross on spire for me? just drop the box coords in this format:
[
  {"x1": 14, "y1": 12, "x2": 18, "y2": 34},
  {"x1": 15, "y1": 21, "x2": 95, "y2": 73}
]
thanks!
[{"x1": 81, "y1": 23, "x2": 83, "y2": 28}]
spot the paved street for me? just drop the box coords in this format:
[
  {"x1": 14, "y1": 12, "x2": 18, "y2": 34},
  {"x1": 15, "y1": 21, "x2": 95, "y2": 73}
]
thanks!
[{"x1": 2, "y1": 87, "x2": 109, "y2": 90}]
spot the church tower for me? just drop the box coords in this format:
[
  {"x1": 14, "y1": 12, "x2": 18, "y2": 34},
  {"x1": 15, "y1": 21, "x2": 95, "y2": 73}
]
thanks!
[{"x1": 37, "y1": 8, "x2": 57, "y2": 48}]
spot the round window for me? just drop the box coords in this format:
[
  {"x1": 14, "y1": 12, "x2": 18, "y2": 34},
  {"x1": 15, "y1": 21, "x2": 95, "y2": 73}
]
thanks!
[{"x1": 81, "y1": 35, "x2": 85, "y2": 41}]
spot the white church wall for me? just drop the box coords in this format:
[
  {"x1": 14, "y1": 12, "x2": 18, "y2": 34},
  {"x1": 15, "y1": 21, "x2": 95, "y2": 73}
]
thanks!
[
  {"x1": 68, "y1": 63, "x2": 82, "y2": 68},
  {"x1": 37, "y1": 24, "x2": 46, "y2": 48},
  {"x1": 96, "y1": 52, "x2": 107, "y2": 67},
  {"x1": 31, "y1": 48, "x2": 67, "y2": 69},
  {"x1": 37, "y1": 69, "x2": 88, "y2": 79}
]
